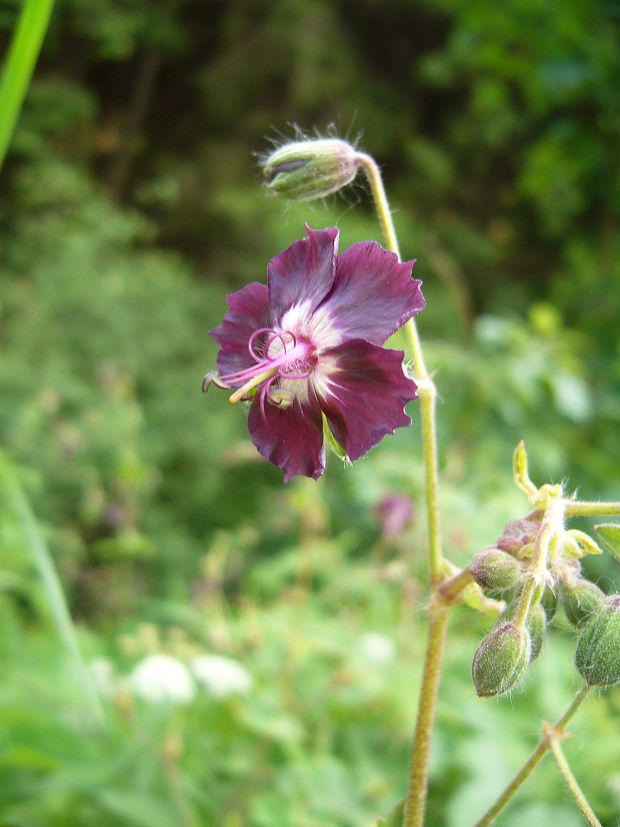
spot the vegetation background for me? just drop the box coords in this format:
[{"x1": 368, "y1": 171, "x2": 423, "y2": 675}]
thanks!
[{"x1": 0, "y1": 1, "x2": 619, "y2": 824}]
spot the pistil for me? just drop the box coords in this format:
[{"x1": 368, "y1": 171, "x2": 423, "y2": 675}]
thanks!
[
  {"x1": 228, "y1": 367, "x2": 279, "y2": 404},
  {"x1": 204, "y1": 329, "x2": 315, "y2": 407}
]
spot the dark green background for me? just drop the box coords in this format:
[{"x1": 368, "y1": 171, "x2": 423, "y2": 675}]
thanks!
[{"x1": 0, "y1": 1, "x2": 619, "y2": 824}]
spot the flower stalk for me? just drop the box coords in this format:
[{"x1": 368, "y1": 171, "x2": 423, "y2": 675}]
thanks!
[
  {"x1": 354, "y1": 151, "x2": 443, "y2": 583},
  {"x1": 564, "y1": 501, "x2": 620, "y2": 517},
  {"x1": 547, "y1": 734, "x2": 602, "y2": 827},
  {"x1": 355, "y1": 149, "x2": 447, "y2": 827}
]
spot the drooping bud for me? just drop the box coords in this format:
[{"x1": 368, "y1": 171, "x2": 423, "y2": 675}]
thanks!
[
  {"x1": 500, "y1": 598, "x2": 547, "y2": 662},
  {"x1": 531, "y1": 580, "x2": 558, "y2": 622},
  {"x1": 540, "y1": 585, "x2": 558, "y2": 621},
  {"x1": 472, "y1": 622, "x2": 531, "y2": 697},
  {"x1": 560, "y1": 576, "x2": 605, "y2": 627},
  {"x1": 527, "y1": 603, "x2": 547, "y2": 662},
  {"x1": 575, "y1": 595, "x2": 620, "y2": 687},
  {"x1": 261, "y1": 138, "x2": 359, "y2": 201},
  {"x1": 470, "y1": 548, "x2": 522, "y2": 592}
]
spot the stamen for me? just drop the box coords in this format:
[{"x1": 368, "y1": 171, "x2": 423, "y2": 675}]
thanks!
[
  {"x1": 279, "y1": 366, "x2": 313, "y2": 380},
  {"x1": 259, "y1": 375, "x2": 279, "y2": 423},
  {"x1": 247, "y1": 327, "x2": 273, "y2": 361}
]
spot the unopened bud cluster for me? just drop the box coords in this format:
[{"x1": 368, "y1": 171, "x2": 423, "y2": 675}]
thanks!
[
  {"x1": 471, "y1": 509, "x2": 617, "y2": 697},
  {"x1": 261, "y1": 138, "x2": 359, "y2": 201},
  {"x1": 575, "y1": 595, "x2": 620, "y2": 687}
]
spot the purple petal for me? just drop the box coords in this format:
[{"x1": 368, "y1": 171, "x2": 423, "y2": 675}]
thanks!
[
  {"x1": 320, "y1": 242, "x2": 424, "y2": 345},
  {"x1": 209, "y1": 282, "x2": 271, "y2": 376},
  {"x1": 267, "y1": 226, "x2": 338, "y2": 320},
  {"x1": 318, "y1": 340, "x2": 417, "y2": 461},
  {"x1": 248, "y1": 395, "x2": 325, "y2": 482}
]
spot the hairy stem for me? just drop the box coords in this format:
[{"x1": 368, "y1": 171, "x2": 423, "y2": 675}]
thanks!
[
  {"x1": 355, "y1": 151, "x2": 448, "y2": 827},
  {"x1": 473, "y1": 684, "x2": 591, "y2": 827},
  {"x1": 565, "y1": 501, "x2": 620, "y2": 517},
  {"x1": 402, "y1": 602, "x2": 450, "y2": 827},
  {"x1": 547, "y1": 734, "x2": 602, "y2": 827},
  {"x1": 355, "y1": 151, "x2": 442, "y2": 581}
]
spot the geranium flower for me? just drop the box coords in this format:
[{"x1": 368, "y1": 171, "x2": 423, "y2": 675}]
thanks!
[{"x1": 205, "y1": 226, "x2": 425, "y2": 481}]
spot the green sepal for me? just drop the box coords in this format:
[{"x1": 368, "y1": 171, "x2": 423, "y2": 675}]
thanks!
[
  {"x1": 566, "y1": 529, "x2": 603, "y2": 557},
  {"x1": 322, "y1": 414, "x2": 351, "y2": 465}
]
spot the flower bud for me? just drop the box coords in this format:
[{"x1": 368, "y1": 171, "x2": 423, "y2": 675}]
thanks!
[
  {"x1": 560, "y1": 576, "x2": 605, "y2": 627},
  {"x1": 472, "y1": 622, "x2": 531, "y2": 697},
  {"x1": 527, "y1": 603, "x2": 547, "y2": 662},
  {"x1": 533, "y1": 581, "x2": 558, "y2": 622},
  {"x1": 261, "y1": 139, "x2": 358, "y2": 201},
  {"x1": 470, "y1": 548, "x2": 522, "y2": 592},
  {"x1": 496, "y1": 511, "x2": 542, "y2": 556},
  {"x1": 500, "y1": 598, "x2": 546, "y2": 662},
  {"x1": 575, "y1": 595, "x2": 620, "y2": 687}
]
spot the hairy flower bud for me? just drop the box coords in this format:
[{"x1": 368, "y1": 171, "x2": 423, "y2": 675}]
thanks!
[
  {"x1": 261, "y1": 138, "x2": 358, "y2": 201},
  {"x1": 532, "y1": 581, "x2": 558, "y2": 621},
  {"x1": 575, "y1": 595, "x2": 620, "y2": 687},
  {"x1": 470, "y1": 548, "x2": 522, "y2": 592},
  {"x1": 527, "y1": 603, "x2": 547, "y2": 662},
  {"x1": 496, "y1": 511, "x2": 542, "y2": 557},
  {"x1": 500, "y1": 599, "x2": 547, "y2": 662},
  {"x1": 560, "y1": 576, "x2": 605, "y2": 627},
  {"x1": 472, "y1": 622, "x2": 531, "y2": 697}
]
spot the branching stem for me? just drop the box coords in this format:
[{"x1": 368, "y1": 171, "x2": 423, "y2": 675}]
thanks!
[
  {"x1": 473, "y1": 683, "x2": 592, "y2": 827},
  {"x1": 547, "y1": 733, "x2": 602, "y2": 827}
]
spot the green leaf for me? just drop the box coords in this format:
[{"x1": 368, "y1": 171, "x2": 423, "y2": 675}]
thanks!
[
  {"x1": 594, "y1": 523, "x2": 620, "y2": 564},
  {"x1": 96, "y1": 790, "x2": 182, "y2": 827}
]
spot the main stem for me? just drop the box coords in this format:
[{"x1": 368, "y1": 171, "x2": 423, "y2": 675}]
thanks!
[
  {"x1": 355, "y1": 152, "x2": 447, "y2": 827},
  {"x1": 473, "y1": 684, "x2": 591, "y2": 827}
]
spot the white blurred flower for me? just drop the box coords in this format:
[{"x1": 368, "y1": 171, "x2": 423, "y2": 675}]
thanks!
[
  {"x1": 190, "y1": 654, "x2": 253, "y2": 698},
  {"x1": 89, "y1": 656, "x2": 116, "y2": 698},
  {"x1": 128, "y1": 654, "x2": 195, "y2": 703},
  {"x1": 358, "y1": 632, "x2": 395, "y2": 665}
]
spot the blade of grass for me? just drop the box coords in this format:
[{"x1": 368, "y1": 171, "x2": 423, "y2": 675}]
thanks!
[
  {"x1": 0, "y1": 454, "x2": 104, "y2": 723},
  {"x1": 0, "y1": 0, "x2": 55, "y2": 172}
]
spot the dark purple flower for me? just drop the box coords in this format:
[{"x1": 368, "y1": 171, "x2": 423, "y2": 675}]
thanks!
[{"x1": 205, "y1": 226, "x2": 425, "y2": 482}]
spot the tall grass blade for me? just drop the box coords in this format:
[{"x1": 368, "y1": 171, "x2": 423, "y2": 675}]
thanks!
[
  {"x1": 0, "y1": 453, "x2": 104, "y2": 723},
  {"x1": 0, "y1": 0, "x2": 55, "y2": 172}
]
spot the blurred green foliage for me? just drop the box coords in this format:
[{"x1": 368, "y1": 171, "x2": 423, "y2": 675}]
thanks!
[{"x1": 0, "y1": 0, "x2": 619, "y2": 824}]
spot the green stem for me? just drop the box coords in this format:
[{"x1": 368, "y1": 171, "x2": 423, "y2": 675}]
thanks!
[
  {"x1": 547, "y1": 736, "x2": 602, "y2": 827},
  {"x1": 473, "y1": 684, "x2": 591, "y2": 827},
  {"x1": 355, "y1": 151, "x2": 448, "y2": 827},
  {"x1": 565, "y1": 501, "x2": 620, "y2": 517},
  {"x1": 438, "y1": 567, "x2": 473, "y2": 603},
  {"x1": 403, "y1": 602, "x2": 451, "y2": 827},
  {"x1": 0, "y1": 455, "x2": 104, "y2": 724},
  {"x1": 0, "y1": 0, "x2": 55, "y2": 172},
  {"x1": 355, "y1": 151, "x2": 442, "y2": 581}
]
